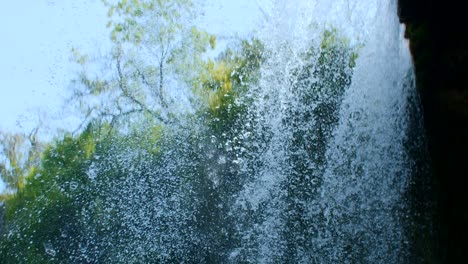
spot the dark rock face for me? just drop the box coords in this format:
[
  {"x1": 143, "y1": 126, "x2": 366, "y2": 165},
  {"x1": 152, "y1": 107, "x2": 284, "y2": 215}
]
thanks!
[{"x1": 398, "y1": 0, "x2": 468, "y2": 262}]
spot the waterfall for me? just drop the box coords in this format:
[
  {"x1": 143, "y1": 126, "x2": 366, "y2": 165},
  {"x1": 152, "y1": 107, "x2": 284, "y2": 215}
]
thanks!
[
  {"x1": 229, "y1": 0, "x2": 422, "y2": 262},
  {"x1": 78, "y1": 0, "x2": 427, "y2": 262},
  {"x1": 0, "y1": 0, "x2": 430, "y2": 263}
]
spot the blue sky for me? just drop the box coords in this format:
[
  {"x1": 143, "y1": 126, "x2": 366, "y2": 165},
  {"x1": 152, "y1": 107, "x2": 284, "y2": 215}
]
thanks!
[
  {"x1": 0, "y1": 0, "x2": 263, "y2": 134},
  {"x1": 0, "y1": 0, "x2": 111, "y2": 133}
]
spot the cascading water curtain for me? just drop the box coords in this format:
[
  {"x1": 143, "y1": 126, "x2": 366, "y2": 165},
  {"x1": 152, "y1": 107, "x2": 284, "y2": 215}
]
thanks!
[
  {"x1": 0, "y1": 0, "x2": 431, "y2": 263},
  {"x1": 229, "y1": 0, "x2": 428, "y2": 263}
]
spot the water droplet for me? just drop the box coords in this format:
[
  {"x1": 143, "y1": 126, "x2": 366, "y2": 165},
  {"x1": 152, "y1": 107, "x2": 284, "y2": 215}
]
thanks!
[
  {"x1": 218, "y1": 156, "x2": 226, "y2": 165},
  {"x1": 44, "y1": 243, "x2": 56, "y2": 257},
  {"x1": 69, "y1": 181, "x2": 78, "y2": 190},
  {"x1": 86, "y1": 167, "x2": 96, "y2": 180},
  {"x1": 311, "y1": 178, "x2": 319, "y2": 185}
]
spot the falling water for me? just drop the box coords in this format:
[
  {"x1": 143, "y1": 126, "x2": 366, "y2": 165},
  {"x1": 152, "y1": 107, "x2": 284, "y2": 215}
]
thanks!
[
  {"x1": 229, "y1": 0, "x2": 422, "y2": 262},
  {"x1": 0, "y1": 0, "x2": 430, "y2": 263},
  {"x1": 91, "y1": 0, "x2": 424, "y2": 262}
]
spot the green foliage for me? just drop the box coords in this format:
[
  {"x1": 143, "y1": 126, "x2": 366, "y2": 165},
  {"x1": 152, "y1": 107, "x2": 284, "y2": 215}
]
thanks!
[
  {"x1": 104, "y1": 0, "x2": 194, "y2": 45},
  {"x1": 70, "y1": 47, "x2": 89, "y2": 65},
  {"x1": 0, "y1": 129, "x2": 44, "y2": 195},
  {"x1": 0, "y1": 119, "x2": 179, "y2": 262},
  {"x1": 0, "y1": 126, "x2": 99, "y2": 262},
  {"x1": 69, "y1": 0, "x2": 215, "y2": 132},
  {"x1": 196, "y1": 38, "x2": 264, "y2": 134}
]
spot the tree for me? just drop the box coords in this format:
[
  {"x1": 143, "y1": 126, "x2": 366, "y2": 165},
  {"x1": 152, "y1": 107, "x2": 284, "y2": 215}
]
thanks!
[
  {"x1": 69, "y1": 0, "x2": 215, "y2": 132},
  {"x1": 0, "y1": 127, "x2": 44, "y2": 196},
  {"x1": 196, "y1": 38, "x2": 264, "y2": 133},
  {"x1": 0, "y1": 126, "x2": 99, "y2": 262}
]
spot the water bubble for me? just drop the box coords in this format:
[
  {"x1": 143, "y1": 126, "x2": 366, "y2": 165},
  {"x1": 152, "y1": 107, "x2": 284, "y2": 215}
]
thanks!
[
  {"x1": 44, "y1": 243, "x2": 56, "y2": 257},
  {"x1": 69, "y1": 181, "x2": 78, "y2": 190},
  {"x1": 225, "y1": 143, "x2": 233, "y2": 152},
  {"x1": 311, "y1": 178, "x2": 319, "y2": 185},
  {"x1": 350, "y1": 110, "x2": 362, "y2": 121},
  {"x1": 207, "y1": 150, "x2": 215, "y2": 159},
  {"x1": 218, "y1": 156, "x2": 226, "y2": 165},
  {"x1": 86, "y1": 167, "x2": 96, "y2": 180}
]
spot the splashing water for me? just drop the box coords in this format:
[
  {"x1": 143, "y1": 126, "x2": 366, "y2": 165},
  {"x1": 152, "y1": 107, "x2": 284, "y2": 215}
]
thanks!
[
  {"x1": 0, "y1": 0, "x2": 430, "y2": 263},
  {"x1": 229, "y1": 0, "x2": 422, "y2": 262},
  {"x1": 88, "y1": 0, "x2": 424, "y2": 262}
]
